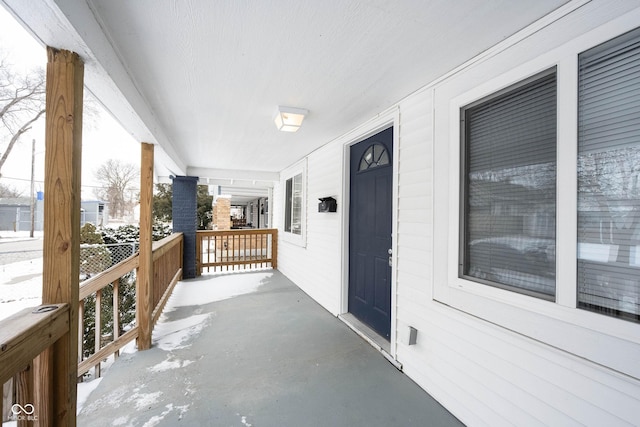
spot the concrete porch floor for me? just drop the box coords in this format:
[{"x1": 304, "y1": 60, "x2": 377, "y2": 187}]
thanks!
[{"x1": 77, "y1": 270, "x2": 463, "y2": 427}]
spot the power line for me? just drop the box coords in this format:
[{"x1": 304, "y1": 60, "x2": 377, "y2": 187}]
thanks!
[{"x1": 1, "y1": 175, "x2": 140, "y2": 191}]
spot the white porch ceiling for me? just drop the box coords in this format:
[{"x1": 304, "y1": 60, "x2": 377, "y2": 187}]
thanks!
[{"x1": 2, "y1": 0, "x2": 569, "y2": 189}]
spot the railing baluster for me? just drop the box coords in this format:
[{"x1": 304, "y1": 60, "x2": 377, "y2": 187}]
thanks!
[
  {"x1": 94, "y1": 289, "x2": 102, "y2": 378},
  {"x1": 113, "y1": 279, "x2": 120, "y2": 359},
  {"x1": 1, "y1": 379, "x2": 7, "y2": 424},
  {"x1": 215, "y1": 234, "x2": 218, "y2": 273},
  {"x1": 78, "y1": 299, "x2": 84, "y2": 365},
  {"x1": 206, "y1": 235, "x2": 211, "y2": 273},
  {"x1": 15, "y1": 363, "x2": 33, "y2": 427}
]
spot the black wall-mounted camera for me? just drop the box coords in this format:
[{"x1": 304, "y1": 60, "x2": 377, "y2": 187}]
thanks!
[{"x1": 318, "y1": 197, "x2": 337, "y2": 213}]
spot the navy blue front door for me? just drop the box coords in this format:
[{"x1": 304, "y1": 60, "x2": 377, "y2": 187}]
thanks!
[{"x1": 349, "y1": 127, "x2": 393, "y2": 340}]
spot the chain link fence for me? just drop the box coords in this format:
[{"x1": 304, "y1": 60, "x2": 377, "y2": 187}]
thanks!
[{"x1": 80, "y1": 242, "x2": 139, "y2": 281}]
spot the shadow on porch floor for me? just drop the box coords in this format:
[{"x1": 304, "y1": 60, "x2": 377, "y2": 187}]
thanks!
[{"x1": 77, "y1": 270, "x2": 463, "y2": 427}]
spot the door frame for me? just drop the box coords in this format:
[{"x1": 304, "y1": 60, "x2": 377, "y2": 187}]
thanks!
[{"x1": 340, "y1": 107, "x2": 400, "y2": 359}]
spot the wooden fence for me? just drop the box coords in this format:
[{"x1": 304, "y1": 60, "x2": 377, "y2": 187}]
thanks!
[
  {"x1": 1, "y1": 232, "x2": 183, "y2": 423},
  {"x1": 196, "y1": 229, "x2": 277, "y2": 274}
]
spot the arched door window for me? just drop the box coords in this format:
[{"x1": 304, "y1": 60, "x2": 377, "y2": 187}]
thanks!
[{"x1": 358, "y1": 143, "x2": 390, "y2": 171}]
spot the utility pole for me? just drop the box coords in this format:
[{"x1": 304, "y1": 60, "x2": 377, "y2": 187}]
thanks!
[{"x1": 30, "y1": 138, "x2": 36, "y2": 238}]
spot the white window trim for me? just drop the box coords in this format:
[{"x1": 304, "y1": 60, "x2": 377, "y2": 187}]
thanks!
[
  {"x1": 434, "y1": 15, "x2": 640, "y2": 380},
  {"x1": 281, "y1": 158, "x2": 307, "y2": 247}
]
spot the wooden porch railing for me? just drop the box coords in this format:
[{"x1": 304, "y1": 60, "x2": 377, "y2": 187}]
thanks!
[
  {"x1": 196, "y1": 229, "x2": 277, "y2": 274},
  {"x1": 0, "y1": 232, "x2": 183, "y2": 423},
  {"x1": 0, "y1": 304, "x2": 69, "y2": 425},
  {"x1": 77, "y1": 232, "x2": 183, "y2": 377}
]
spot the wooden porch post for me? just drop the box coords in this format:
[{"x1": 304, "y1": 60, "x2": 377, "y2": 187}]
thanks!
[
  {"x1": 38, "y1": 47, "x2": 83, "y2": 427},
  {"x1": 137, "y1": 142, "x2": 154, "y2": 350}
]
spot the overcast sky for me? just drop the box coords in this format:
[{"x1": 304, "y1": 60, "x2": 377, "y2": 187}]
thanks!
[{"x1": 0, "y1": 6, "x2": 140, "y2": 200}]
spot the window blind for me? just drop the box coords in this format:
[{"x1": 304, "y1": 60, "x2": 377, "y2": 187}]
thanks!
[
  {"x1": 462, "y1": 70, "x2": 557, "y2": 298},
  {"x1": 578, "y1": 27, "x2": 640, "y2": 322}
]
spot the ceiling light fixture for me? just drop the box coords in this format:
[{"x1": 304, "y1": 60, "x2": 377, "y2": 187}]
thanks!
[{"x1": 274, "y1": 106, "x2": 308, "y2": 132}]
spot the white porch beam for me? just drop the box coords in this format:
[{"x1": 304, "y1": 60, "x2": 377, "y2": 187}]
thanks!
[{"x1": 185, "y1": 167, "x2": 279, "y2": 184}]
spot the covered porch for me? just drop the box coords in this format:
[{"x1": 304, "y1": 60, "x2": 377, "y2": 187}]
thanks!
[
  {"x1": 77, "y1": 270, "x2": 462, "y2": 426},
  {"x1": 5, "y1": 1, "x2": 639, "y2": 426}
]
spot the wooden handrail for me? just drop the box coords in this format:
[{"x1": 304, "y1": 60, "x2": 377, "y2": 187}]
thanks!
[
  {"x1": 77, "y1": 328, "x2": 138, "y2": 377},
  {"x1": 152, "y1": 233, "x2": 183, "y2": 261},
  {"x1": 79, "y1": 256, "x2": 139, "y2": 301},
  {"x1": 79, "y1": 232, "x2": 183, "y2": 301},
  {"x1": 0, "y1": 304, "x2": 69, "y2": 385},
  {"x1": 199, "y1": 228, "x2": 276, "y2": 236}
]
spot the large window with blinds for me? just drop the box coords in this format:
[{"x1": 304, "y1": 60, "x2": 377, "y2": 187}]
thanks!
[
  {"x1": 577, "y1": 27, "x2": 640, "y2": 322},
  {"x1": 460, "y1": 69, "x2": 557, "y2": 299}
]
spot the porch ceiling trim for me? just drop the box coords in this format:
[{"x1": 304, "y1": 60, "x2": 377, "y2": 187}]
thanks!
[{"x1": 186, "y1": 167, "x2": 278, "y2": 186}]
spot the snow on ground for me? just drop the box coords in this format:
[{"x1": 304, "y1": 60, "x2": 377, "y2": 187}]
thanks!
[
  {"x1": 125, "y1": 271, "x2": 273, "y2": 425},
  {"x1": 0, "y1": 230, "x2": 44, "y2": 321},
  {"x1": 77, "y1": 377, "x2": 103, "y2": 411},
  {"x1": 147, "y1": 356, "x2": 195, "y2": 373},
  {"x1": 0, "y1": 257, "x2": 42, "y2": 320},
  {"x1": 153, "y1": 312, "x2": 211, "y2": 351},
  {"x1": 0, "y1": 230, "x2": 43, "y2": 241},
  {"x1": 151, "y1": 271, "x2": 272, "y2": 353},
  {"x1": 164, "y1": 271, "x2": 272, "y2": 310}
]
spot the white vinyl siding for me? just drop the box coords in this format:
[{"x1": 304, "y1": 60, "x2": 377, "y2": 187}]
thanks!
[{"x1": 277, "y1": 147, "x2": 343, "y2": 314}]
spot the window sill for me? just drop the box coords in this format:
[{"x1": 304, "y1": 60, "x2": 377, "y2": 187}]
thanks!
[{"x1": 281, "y1": 230, "x2": 306, "y2": 248}]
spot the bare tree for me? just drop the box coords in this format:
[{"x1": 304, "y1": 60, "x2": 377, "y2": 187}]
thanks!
[
  {"x1": 0, "y1": 54, "x2": 46, "y2": 177},
  {"x1": 0, "y1": 182, "x2": 22, "y2": 197},
  {"x1": 94, "y1": 159, "x2": 139, "y2": 219}
]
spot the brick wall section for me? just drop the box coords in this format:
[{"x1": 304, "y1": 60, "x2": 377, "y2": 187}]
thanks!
[
  {"x1": 172, "y1": 176, "x2": 198, "y2": 278},
  {"x1": 213, "y1": 196, "x2": 231, "y2": 230}
]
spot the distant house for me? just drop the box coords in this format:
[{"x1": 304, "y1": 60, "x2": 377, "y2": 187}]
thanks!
[
  {"x1": 0, "y1": 196, "x2": 43, "y2": 232},
  {"x1": 0, "y1": 197, "x2": 108, "y2": 231},
  {"x1": 80, "y1": 200, "x2": 108, "y2": 228}
]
